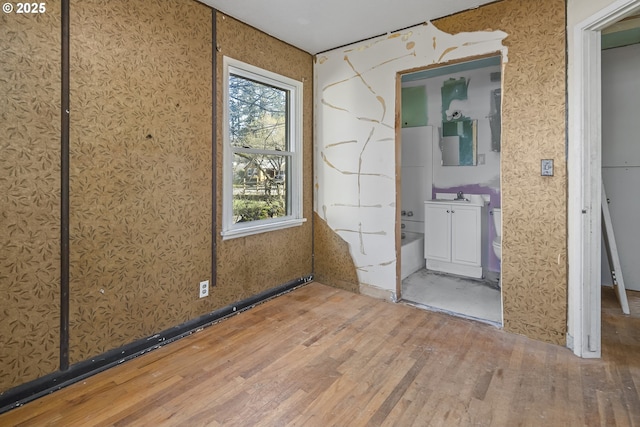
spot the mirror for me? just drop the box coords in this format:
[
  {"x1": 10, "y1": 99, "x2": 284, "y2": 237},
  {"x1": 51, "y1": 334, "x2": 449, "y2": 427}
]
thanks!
[{"x1": 440, "y1": 119, "x2": 477, "y2": 166}]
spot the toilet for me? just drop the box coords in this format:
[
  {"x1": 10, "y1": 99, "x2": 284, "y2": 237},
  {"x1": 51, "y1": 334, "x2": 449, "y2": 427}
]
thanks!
[{"x1": 492, "y1": 208, "x2": 502, "y2": 261}]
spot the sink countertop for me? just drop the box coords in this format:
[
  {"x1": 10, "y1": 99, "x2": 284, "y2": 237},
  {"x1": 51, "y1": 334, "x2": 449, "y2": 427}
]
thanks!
[{"x1": 425, "y1": 198, "x2": 486, "y2": 207}]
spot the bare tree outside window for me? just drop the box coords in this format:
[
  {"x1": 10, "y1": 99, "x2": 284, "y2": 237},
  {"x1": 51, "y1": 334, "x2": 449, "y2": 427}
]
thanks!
[
  {"x1": 222, "y1": 57, "x2": 303, "y2": 240},
  {"x1": 229, "y1": 74, "x2": 291, "y2": 223}
]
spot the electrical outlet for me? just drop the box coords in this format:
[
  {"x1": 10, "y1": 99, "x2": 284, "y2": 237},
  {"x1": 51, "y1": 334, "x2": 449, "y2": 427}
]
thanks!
[{"x1": 199, "y1": 280, "x2": 209, "y2": 298}]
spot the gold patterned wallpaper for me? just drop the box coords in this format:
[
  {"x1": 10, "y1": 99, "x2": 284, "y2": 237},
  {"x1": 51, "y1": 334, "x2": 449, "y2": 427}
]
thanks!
[
  {"x1": 214, "y1": 14, "x2": 314, "y2": 302},
  {"x1": 1, "y1": 1, "x2": 313, "y2": 394},
  {"x1": 68, "y1": 0, "x2": 214, "y2": 364},
  {"x1": 0, "y1": 1, "x2": 62, "y2": 392},
  {"x1": 434, "y1": 0, "x2": 568, "y2": 345},
  {"x1": 313, "y1": 213, "x2": 359, "y2": 294}
]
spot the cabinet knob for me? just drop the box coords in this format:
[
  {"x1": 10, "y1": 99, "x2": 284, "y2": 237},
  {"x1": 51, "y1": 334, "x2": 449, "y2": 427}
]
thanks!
[{"x1": 451, "y1": 210, "x2": 455, "y2": 213}]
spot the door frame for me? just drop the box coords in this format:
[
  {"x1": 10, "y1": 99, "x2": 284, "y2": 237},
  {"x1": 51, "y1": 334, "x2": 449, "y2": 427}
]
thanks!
[
  {"x1": 568, "y1": 0, "x2": 640, "y2": 358},
  {"x1": 395, "y1": 53, "x2": 503, "y2": 300}
]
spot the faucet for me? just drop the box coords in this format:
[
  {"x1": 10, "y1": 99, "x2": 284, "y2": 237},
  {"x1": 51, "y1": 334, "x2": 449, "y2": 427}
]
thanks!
[{"x1": 454, "y1": 191, "x2": 469, "y2": 201}]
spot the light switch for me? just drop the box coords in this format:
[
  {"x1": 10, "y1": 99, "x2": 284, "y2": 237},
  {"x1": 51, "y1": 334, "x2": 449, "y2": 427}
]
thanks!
[{"x1": 541, "y1": 159, "x2": 554, "y2": 176}]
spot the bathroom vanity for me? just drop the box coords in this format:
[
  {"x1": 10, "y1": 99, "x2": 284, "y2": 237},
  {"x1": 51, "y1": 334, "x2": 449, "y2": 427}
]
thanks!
[{"x1": 424, "y1": 198, "x2": 487, "y2": 279}]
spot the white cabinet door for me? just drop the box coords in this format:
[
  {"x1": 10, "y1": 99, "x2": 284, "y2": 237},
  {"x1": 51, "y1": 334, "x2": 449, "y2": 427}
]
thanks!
[
  {"x1": 451, "y1": 205, "x2": 481, "y2": 266},
  {"x1": 424, "y1": 203, "x2": 451, "y2": 262}
]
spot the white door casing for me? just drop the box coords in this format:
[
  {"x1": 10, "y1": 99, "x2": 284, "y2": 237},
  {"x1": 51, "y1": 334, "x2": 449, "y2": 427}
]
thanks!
[{"x1": 567, "y1": 0, "x2": 640, "y2": 358}]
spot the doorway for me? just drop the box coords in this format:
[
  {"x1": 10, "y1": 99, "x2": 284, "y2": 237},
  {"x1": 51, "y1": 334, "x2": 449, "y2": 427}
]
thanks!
[
  {"x1": 568, "y1": 0, "x2": 640, "y2": 358},
  {"x1": 398, "y1": 55, "x2": 503, "y2": 325},
  {"x1": 601, "y1": 25, "x2": 640, "y2": 293}
]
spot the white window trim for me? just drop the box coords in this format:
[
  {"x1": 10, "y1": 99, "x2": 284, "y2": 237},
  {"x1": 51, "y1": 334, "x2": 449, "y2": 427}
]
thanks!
[{"x1": 221, "y1": 57, "x2": 305, "y2": 240}]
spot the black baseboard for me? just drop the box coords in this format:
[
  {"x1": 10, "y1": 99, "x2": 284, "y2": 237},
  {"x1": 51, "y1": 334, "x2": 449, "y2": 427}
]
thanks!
[{"x1": 0, "y1": 275, "x2": 313, "y2": 414}]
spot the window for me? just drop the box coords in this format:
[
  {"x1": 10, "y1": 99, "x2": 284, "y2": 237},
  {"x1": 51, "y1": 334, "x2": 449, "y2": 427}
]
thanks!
[{"x1": 222, "y1": 57, "x2": 305, "y2": 239}]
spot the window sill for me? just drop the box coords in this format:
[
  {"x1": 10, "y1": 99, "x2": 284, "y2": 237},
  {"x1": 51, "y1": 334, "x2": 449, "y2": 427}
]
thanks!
[{"x1": 221, "y1": 217, "x2": 307, "y2": 240}]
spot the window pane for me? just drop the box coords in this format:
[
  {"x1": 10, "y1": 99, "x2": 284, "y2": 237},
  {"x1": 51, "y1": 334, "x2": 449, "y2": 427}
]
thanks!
[
  {"x1": 222, "y1": 57, "x2": 303, "y2": 239},
  {"x1": 229, "y1": 74, "x2": 288, "y2": 151},
  {"x1": 232, "y1": 153, "x2": 289, "y2": 224}
]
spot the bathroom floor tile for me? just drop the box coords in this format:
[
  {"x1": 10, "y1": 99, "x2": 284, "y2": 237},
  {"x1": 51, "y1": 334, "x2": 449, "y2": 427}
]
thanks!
[{"x1": 401, "y1": 268, "x2": 502, "y2": 325}]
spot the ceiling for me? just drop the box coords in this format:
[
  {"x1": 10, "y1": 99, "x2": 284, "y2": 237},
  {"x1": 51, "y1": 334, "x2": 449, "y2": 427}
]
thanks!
[{"x1": 199, "y1": 0, "x2": 498, "y2": 54}]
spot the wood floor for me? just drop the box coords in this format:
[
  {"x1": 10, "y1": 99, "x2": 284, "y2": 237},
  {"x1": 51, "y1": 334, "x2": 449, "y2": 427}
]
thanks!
[{"x1": 1, "y1": 283, "x2": 639, "y2": 426}]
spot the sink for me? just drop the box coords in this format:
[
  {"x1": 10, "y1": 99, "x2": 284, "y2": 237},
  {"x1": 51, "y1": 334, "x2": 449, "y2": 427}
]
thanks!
[
  {"x1": 429, "y1": 194, "x2": 487, "y2": 205},
  {"x1": 432, "y1": 198, "x2": 468, "y2": 202}
]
